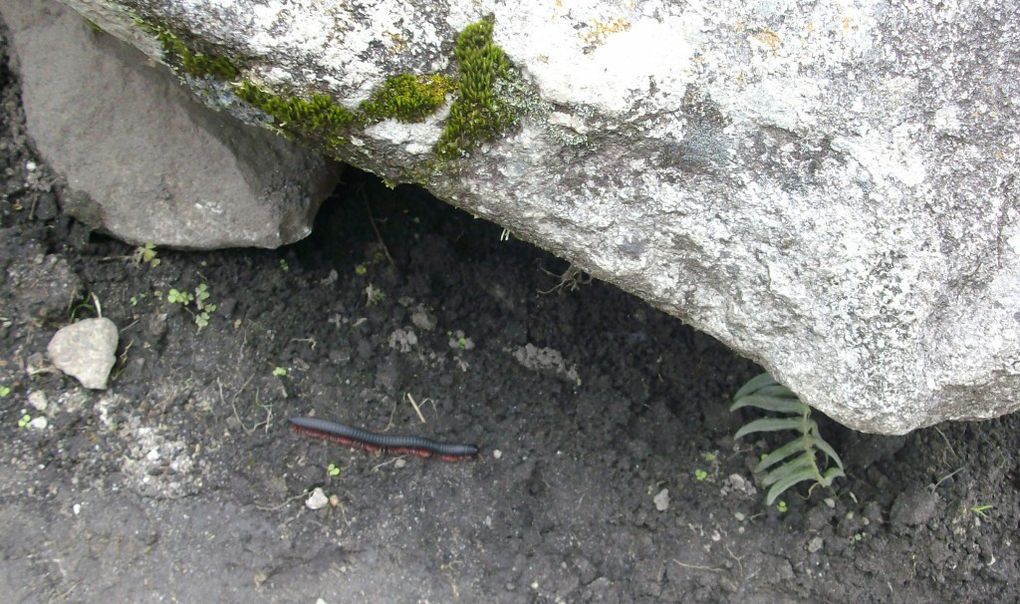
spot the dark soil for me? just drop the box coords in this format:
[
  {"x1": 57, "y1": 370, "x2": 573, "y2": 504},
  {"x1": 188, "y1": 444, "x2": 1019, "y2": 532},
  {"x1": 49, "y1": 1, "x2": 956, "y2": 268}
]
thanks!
[{"x1": 1, "y1": 27, "x2": 1018, "y2": 603}]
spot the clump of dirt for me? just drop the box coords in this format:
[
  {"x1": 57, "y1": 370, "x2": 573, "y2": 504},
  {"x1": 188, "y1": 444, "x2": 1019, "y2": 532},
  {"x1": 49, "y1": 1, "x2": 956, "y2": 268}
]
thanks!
[{"x1": 1, "y1": 27, "x2": 1018, "y2": 602}]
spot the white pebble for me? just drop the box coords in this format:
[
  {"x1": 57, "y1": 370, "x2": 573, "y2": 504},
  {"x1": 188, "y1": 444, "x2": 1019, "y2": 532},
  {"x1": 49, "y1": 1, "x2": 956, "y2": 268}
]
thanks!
[
  {"x1": 73, "y1": 503, "x2": 81, "y2": 515},
  {"x1": 29, "y1": 416, "x2": 48, "y2": 430},
  {"x1": 305, "y1": 487, "x2": 329, "y2": 510},
  {"x1": 493, "y1": 449, "x2": 503, "y2": 460},
  {"x1": 653, "y1": 488, "x2": 670, "y2": 511}
]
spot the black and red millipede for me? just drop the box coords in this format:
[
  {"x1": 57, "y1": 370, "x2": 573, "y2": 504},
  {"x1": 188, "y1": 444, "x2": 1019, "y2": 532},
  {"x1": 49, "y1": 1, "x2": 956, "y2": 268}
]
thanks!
[{"x1": 288, "y1": 416, "x2": 480, "y2": 461}]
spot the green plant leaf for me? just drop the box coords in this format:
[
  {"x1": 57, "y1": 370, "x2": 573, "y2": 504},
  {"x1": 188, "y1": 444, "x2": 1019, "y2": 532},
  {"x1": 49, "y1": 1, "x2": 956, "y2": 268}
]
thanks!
[
  {"x1": 732, "y1": 372, "x2": 776, "y2": 400},
  {"x1": 808, "y1": 434, "x2": 845, "y2": 471},
  {"x1": 766, "y1": 467, "x2": 820, "y2": 505},
  {"x1": 818, "y1": 465, "x2": 845, "y2": 487},
  {"x1": 761, "y1": 453, "x2": 815, "y2": 487},
  {"x1": 753, "y1": 384, "x2": 796, "y2": 398},
  {"x1": 754, "y1": 435, "x2": 812, "y2": 472},
  {"x1": 730, "y1": 394, "x2": 807, "y2": 415},
  {"x1": 734, "y1": 417, "x2": 806, "y2": 439}
]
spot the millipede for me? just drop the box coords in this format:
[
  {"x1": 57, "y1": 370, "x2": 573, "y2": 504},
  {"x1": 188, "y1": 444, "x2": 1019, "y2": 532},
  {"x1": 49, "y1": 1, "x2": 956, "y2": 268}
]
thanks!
[{"x1": 288, "y1": 416, "x2": 480, "y2": 461}]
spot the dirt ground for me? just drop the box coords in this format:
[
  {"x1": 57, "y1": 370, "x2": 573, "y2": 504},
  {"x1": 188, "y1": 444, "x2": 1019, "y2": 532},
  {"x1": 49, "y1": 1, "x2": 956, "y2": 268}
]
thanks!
[{"x1": 1, "y1": 29, "x2": 1018, "y2": 603}]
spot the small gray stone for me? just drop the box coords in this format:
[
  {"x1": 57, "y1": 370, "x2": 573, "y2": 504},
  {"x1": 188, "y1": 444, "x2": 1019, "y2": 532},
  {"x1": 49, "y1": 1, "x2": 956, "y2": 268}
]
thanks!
[{"x1": 47, "y1": 318, "x2": 119, "y2": 389}]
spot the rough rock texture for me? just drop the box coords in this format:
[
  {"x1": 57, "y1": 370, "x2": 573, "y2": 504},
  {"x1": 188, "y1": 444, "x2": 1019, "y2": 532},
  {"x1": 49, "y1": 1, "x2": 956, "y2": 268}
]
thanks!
[
  {"x1": 49, "y1": 0, "x2": 1020, "y2": 433},
  {"x1": 47, "y1": 317, "x2": 119, "y2": 389},
  {"x1": 0, "y1": 0, "x2": 340, "y2": 249}
]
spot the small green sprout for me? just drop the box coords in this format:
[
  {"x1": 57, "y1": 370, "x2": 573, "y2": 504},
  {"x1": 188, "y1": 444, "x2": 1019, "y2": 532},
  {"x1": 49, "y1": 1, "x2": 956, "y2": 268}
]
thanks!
[
  {"x1": 18, "y1": 413, "x2": 31, "y2": 428},
  {"x1": 355, "y1": 264, "x2": 368, "y2": 276},
  {"x1": 167, "y1": 288, "x2": 193, "y2": 305},
  {"x1": 732, "y1": 372, "x2": 845, "y2": 506},
  {"x1": 272, "y1": 367, "x2": 288, "y2": 378},
  {"x1": 327, "y1": 463, "x2": 341, "y2": 477},
  {"x1": 132, "y1": 243, "x2": 160, "y2": 267},
  {"x1": 694, "y1": 469, "x2": 708, "y2": 481},
  {"x1": 776, "y1": 500, "x2": 788, "y2": 513},
  {"x1": 279, "y1": 259, "x2": 289, "y2": 272},
  {"x1": 970, "y1": 504, "x2": 993, "y2": 518},
  {"x1": 0, "y1": 385, "x2": 11, "y2": 398},
  {"x1": 703, "y1": 452, "x2": 718, "y2": 463}
]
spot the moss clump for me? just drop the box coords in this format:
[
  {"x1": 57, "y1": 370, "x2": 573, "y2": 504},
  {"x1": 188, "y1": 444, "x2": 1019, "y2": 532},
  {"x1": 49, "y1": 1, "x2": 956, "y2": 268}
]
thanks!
[
  {"x1": 436, "y1": 15, "x2": 517, "y2": 159},
  {"x1": 233, "y1": 81, "x2": 358, "y2": 145},
  {"x1": 148, "y1": 23, "x2": 239, "y2": 80},
  {"x1": 360, "y1": 74, "x2": 455, "y2": 122}
]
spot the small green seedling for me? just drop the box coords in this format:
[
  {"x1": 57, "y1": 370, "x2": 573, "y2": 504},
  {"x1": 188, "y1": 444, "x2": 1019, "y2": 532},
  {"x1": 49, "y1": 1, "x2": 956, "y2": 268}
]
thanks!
[
  {"x1": 732, "y1": 372, "x2": 845, "y2": 506},
  {"x1": 694, "y1": 469, "x2": 709, "y2": 481},
  {"x1": 703, "y1": 452, "x2": 718, "y2": 463},
  {"x1": 327, "y1": 463, "x2": 341, "y2": 477},
  {"x1": 167, "y1": 284, "x2": 217, "y2": 329},
  {"x1": 132, "y1": 243, "x2": 161, "y2": 268},
  {"x1": 279, "y1": 259, "x2": 289, "y2": 272},
  {"x1": 970, "y1": 504, "x2": 993, "y2": 518},
  {"x1": 776, "y1": 500, "x2": 788, "y2": 513},
  {"x1": 0, "y1": 385, "x2": 11, "y2": 398},
  {"x1": 355, "y1": 264, "x2": 368, "y2": 276},
  {"x1": 272, "y1": 367, "x2": 288, "y2": 378},
  {"x1": 167, "y1": 288, "x2": 194, "y2": 305},
  {"x1": 18, "y1": 413, "x2": 31, "y2": 428}
]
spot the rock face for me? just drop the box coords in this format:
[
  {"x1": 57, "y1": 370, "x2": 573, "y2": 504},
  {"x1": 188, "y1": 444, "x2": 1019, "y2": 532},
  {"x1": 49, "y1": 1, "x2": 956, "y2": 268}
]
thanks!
[
  {"x1": 46, "y1": 0, "x2": 1020, "y2": 433},
  {"x1": 0, "y1": 0, "x2": 340, "y2": 249}
]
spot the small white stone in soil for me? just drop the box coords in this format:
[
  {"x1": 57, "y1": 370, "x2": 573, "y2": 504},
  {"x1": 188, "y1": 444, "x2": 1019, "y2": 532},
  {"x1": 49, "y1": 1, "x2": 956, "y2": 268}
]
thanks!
[
  {"x1": 493, "y1": 449, "x2": 503, "y2": 460},
  {"x1": 824, "y1": 498, "x2": 835, "y2": 508},
  {"x1": 28, "y1": 391, "x2": 48, "y2": 412},
  {"x1": 653, "y1": 488, "x2": 670, "y2": 511},
  {"x1": 73, "y1": 503, "x2": 81, "y2": 515},
  {"x1": 807, "y1": 536, "x2": 824, "y2": 553},
  {"x1": 734, "y1": 512, "x2": 746, "y2": 521},
  {"x1": 28, "y1": 416, "x2": 48, "y2": 430},
  {"x1": 305, "y1": 487, "x2": 329, "y2": 510}
]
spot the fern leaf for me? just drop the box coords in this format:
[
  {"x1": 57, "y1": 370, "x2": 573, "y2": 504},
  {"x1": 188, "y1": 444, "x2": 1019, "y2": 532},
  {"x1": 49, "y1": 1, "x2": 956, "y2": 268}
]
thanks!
[
  {"x1": 819, "y1": 465, "x2": 845, "y2": 486},
  {"x1": 730, "y1": 394, "x2": 806, "y2": 415},
  {"x1": 766, "y1": 467, "x2": 820, "y2": 505},
  {"x1": 754, "y1": 435, "x2": 811, "y2": 472},
  {"x1": 808, "y1": 434, "x2": 845, "y2": 471},
  {"x1": 734, "y1": 417, "x2": 805, "y2": 439},
  {"x1": 761, "y1": 453, "x2": 815, "y2": 486},
  {"x1": 732, "y1": 372, "x2": 777, "y2": 400}
]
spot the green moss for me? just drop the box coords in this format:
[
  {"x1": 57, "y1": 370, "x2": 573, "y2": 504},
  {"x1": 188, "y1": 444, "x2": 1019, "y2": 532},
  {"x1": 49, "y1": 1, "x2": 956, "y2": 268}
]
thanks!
[
  {"x1": 360, "y1": 74, "x2": 455, "y2": 122},
  {"x1": 436, "y1": 15, "x2": 518, "y2": 160},
  {"x1": 147, "y1": 22, "x2": 239, "y2": 80},
  {"x1": 233, "y1": 81, "x2": 358, "y2": 146}
]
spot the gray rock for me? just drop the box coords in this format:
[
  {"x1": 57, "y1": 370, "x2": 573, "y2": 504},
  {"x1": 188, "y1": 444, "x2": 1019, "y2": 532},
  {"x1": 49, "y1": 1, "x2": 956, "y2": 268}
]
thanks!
[
  {"x1": 46, "y1": 0, "x2": 1020, "y2": 432},
  {"x1": 46, "y1": 318, "x2": 119, "y2": 389},
  {"x1": 0, "y1": 0, "x2": 339, "y2": 249}
]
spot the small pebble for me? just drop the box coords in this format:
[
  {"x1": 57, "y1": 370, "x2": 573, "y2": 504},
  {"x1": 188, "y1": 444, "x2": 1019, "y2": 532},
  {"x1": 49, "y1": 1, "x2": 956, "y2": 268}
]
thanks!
[
  {"x1": 29, "y1": 416, "x2": 48, "y2": 430},
  {"x1": 734, "y1": 512, "x2": 746, "y2": 521},
  {"x1": 28, "y1": 391, "x2": 48, "y2": 412},
  {"x1": 653, "y1": 488, "x2": 670, "y2": 511},
  {"x1": 493, "y1": 449, "x2": 503, "y2": 460},
  {"x1": 824, "y1": 498, "x2": 835, "y2": 508},
  {"x1": 305, "y1": 487, "x2": 329, "y2": 510},
  {"x1": 807, "y1": 536, "x2": 824, "y2": 553}
]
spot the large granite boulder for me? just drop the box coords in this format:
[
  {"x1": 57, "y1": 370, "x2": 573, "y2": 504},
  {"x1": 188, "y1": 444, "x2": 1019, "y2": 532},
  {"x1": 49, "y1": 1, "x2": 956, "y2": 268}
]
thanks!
[{"x1": 45, "y1": 0, "x2": 1020, "y2": 433}]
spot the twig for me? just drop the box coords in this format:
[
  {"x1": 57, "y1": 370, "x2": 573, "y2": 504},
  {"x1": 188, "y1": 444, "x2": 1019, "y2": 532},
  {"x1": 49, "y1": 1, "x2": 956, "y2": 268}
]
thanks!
[
  {"x1": 362, "y1": 189, "x2": 395, "y2": 268},
  {"x1": 673, "y1": 559, "x2": 725, "y2": 573},
  {"x1": 405, "y1": 393, "x2": 428, "y2": 423},
  {"x1": 930, "y1": 466, "x2": 965, "y2": 494}
]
